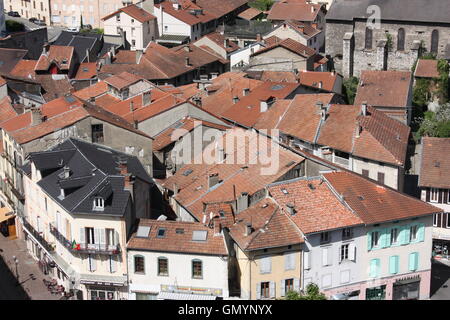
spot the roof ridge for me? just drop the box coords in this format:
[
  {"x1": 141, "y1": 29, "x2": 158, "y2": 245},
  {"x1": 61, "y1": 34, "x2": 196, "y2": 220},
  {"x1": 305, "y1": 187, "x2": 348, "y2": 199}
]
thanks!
[{"x1": 244, "y1": 205, "x2": 279, "y2": 250}]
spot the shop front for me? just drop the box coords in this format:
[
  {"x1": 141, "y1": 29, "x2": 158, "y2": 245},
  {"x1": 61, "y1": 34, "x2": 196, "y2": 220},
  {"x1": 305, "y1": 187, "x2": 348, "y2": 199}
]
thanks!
[
  {"x1": 392, "y1": 277, "x2": 421, "y2": 300},
  {"x1": 0, "y1": 207, "x2": 16, "y2": 238},
  {"x1": 80, "y1": 276, "x2": 127, "y2": 300},
  {"x1": 365, "y1": 285, "x2": 386, "y2": 300}
]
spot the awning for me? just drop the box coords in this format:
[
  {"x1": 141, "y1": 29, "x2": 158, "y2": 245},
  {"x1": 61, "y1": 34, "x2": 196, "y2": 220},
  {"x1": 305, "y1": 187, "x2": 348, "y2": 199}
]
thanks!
[
  {"x1": 79, "y1": 273, "x2": 127, "y2": 287},
  {"x1": 0, "y1": 207, "x2": 14, "y2": 223},
  {"x1": 156, "y1": 34, "x2": 190, "y2": 44},
  {"x1": 395, "y1": 276, "x2": 421, "y2": 285},
  {"x1": 157, "y1": 292, "x2": 217, "y2": 300}
]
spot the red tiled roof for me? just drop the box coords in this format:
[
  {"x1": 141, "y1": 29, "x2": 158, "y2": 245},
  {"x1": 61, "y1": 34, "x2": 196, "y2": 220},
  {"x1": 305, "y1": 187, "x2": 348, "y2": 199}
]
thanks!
[
  {"x1": 93, "y1": 94, "x2": 121, "y2": 108},
  {"x1": 228, "y1": 198, "x2": 304, "y2": 250},
  {"x1": 198, "y1": 32, "x2": 240, "y2": 53},
  {"x1": 112, "y1": 50, "x2": 137, "y2": 64},
  {"x1": 354, "y1": 70, "x2": 412, "y2": 108},
  {"x1": 102, "y1": 4, "x2": 156, "y2": 23},
  {"x1": 419, "y1": 137, "x2": 450, "y2": 188},
  {"x1": 104, "y1": 71, "x2": 146, "y2": 90},
  {"x1": 9, "y1": 59, "x2": 37, "y2": 79},
  {"x1": 195, "y1": 0, "x2": 248, "y2": 19},
  {"x1": 254, "y1": 36, "x2": 316, "y2": 58},
  {"x1": 269, "y1": 178, "x2": 363, "y2": 234},
  {"x1": 298, "y1": 71, "x2": 339, "y2": 92},
  {"x1": 260, "y1": 71, "x2": 298, "y2": 83},
  {"x1": 0, "y1": 112, "x2": 31, "y2": 132},
  {"x1": 0, "y1": 96, "x2": 18, "y2": 123},
  {"x1": 267, "y1": 2, "x2": 322, "y2": 21},
  {"x1": 155, "y1": 1, "x2": 216, "y2": 26},
  {"x1": 153, "y1": 117, "x2": 230, "y2": 151},
  {"x1": 35, "y1": 46, "x2": 74, "y2": 72},
  {"x1": 414, "y1": 59, "x2": 440, "y2": 78},
  {"x1": 40, "y1": 94, "x2": 84, "y2": 118},
  {"x1": 74, "y1": 62, "x2": 97, "y2": 80},
  {"x1": 237, "y1": 7, "x2": 263, "y2": 20},
  {"x1": 221, "y1": 81, "x2": 300, "y2": 127},
  {"x1": 73, "y1": 81, "x2": 109, "y2": 100},
  {"x1": 324, "y1": 171, "x2": 442, "y2": 225},
  {"x1": 127, "y1": 219, "x2": 228, "y2": 256}
]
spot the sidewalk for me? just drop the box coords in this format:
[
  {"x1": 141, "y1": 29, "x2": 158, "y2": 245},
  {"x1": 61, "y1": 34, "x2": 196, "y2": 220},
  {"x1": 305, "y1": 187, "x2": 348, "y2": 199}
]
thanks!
[{"x1": 0, "y1": 234, "x2": 61, "y2": 300}]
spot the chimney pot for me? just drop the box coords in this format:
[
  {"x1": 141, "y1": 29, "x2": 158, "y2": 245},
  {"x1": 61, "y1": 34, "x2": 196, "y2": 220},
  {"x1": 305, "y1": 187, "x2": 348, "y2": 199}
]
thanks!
[
  {"x1": 361, "y1": 102, "x2": 367, "y2": 116},
  {"x1": 244, "y1": 222, "x2": 252, "y2": 236},
  {"x1": 185, "y1": 56, "x2": 190, "y2": 66},
  {"x1": 243, "y1": 88, "x2": 250, "y2": 96},
  {"x1": 208, "y1": 173, "x2": 219, "y2": 189}
]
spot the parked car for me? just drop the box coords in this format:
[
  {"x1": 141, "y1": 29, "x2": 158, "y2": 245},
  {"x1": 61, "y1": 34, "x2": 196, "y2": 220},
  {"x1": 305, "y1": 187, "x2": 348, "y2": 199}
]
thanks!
[
  {"x1": 82, "y1": 24, "x2": 92, "y2": 30},
  {"x1": 34, "y1": 20, "x2": 46, "y2": 26},
  {"x1": 66, "y1": 27, "x2": 79, "y2": 32},
  {"x1": 28, "y1": 17, "x2": 38, "y2": 23},
  {"x1": 7, "y1": 11, "x2": 20, "y2": 17}
]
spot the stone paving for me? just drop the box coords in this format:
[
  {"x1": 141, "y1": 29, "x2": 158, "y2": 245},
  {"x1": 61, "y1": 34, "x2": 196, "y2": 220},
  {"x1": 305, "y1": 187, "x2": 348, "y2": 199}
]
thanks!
[{"x1": 0, "y1": 234, "x2": 61, "y2": 300}]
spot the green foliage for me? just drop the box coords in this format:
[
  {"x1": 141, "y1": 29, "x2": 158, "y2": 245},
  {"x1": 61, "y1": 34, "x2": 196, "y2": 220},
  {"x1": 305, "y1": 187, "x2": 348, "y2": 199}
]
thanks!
[
  {"x1": 285, "y1": 283, "x2": 327, "y2": 300},
  {"x1": 5, "y1": 20, "x2": 25, "y2": 32},
  {"x1": 416, "y1": 103, "x2": 450, "y2": 138},
  {"x1": 437, "y1": 59, "x2": 449, "y2": 102},
  {"x1": 412, "y1": 78, "x2": 431, "y2": 108},
  {"x1": 80, "y1": 28, "x2": 104, "y2": 34},
  {"x1": 249, "y1": 0, "x2": 274, "y2": 11},
  {"x1": 343, "y1": 76, "x2": 359, "y2": 104},
  {"x1": 385, "y1": 32, "x2": 393, "y2": 51}
]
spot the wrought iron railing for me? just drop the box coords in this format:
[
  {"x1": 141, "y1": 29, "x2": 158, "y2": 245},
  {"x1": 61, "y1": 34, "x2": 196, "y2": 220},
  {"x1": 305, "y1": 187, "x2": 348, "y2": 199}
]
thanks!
[{"x1": 22, "y1": 218, "x2": 55, "y2": 252}]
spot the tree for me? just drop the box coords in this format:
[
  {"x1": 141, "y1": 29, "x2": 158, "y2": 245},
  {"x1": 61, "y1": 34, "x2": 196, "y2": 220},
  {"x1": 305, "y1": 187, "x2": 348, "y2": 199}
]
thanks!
[
  {"x1": 5, "y1": 20, "x2": 25, "y2": 32},
  {"x1": 249, "y1": 0, "x2": 274, "y2": 11},
  {"x1": 343, "y1": 76, "x2": 359, "y2": 105},
  {"x1": 416, "y1": 103, "x2": 450, "y2": 138},
  {"x1": 285, "y1": 283, "x2": 327, "y2": 300}
]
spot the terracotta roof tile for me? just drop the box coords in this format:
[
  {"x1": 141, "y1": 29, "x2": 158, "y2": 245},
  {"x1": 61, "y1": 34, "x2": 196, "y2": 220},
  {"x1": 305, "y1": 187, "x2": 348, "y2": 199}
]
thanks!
[
  {"x1": 195, "y1": 0, "x2": 248, "y2": 19},
  {"x1": 9, "y1": 59, "x2": 37, "y2": 79},
  {"x1": 104, "y1": 71, "x2": 146, "y2": 90},
  {"x1": 419, "y1": 137, "x2": 450, "y2": 188},
  {"x1": 260, "y1": 71, "x2": 298, "y2": 83},
  {"x1": 35, "y1": 46, "x2": 74, "y2": 71},
  {"x1": 324, "y1": 171, "x2": 442, "y2": 224},
  {"x1": 0, "y1": 96, "x2": 18, "y2": 123},
  {"x1": 155, "y1": 1, "x2": 216, "y2": 26},
  {"x1": 127, "y1": 219, "x2": 228, "y2": 255},
  {"x1": 237, "y1": 7, "x2": 263, "y2": 20},
  {"x1": 255, "y1": 37, "x2": 316, "y2": 58},
  {"x1": 414, "y1": 59, "x2": 440, "y2": 78},
  {"x1": 93, "y1": 94, "x2": 121, "y2": 108},
  {"x1": 354, "y1": 70, "x2": 412, "y2": 108},
  {"x1": 298, "y1": 71, "x2": 339, "y2": 92},
  {"x1": 74, "y1": 62, "x2": 98, "y2": 80},
  {"x1": 102, "y1": 4, "x2": 156, "y2": 23},
  {"x1": 267, "y1": 2, "x2": 322, "y2": 21},
  {"x1": 199, "y1": 32, "x2": 240, "y2": 53},
  {"x1": 73, "y1": 81, "x2": 109, "y2": 100}
]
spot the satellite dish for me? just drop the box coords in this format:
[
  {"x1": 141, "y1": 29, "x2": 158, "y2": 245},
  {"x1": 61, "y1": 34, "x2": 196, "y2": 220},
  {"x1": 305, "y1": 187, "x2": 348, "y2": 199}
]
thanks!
[{"x1": 156, "y1": 215, "x2": 167, "y2": 221}]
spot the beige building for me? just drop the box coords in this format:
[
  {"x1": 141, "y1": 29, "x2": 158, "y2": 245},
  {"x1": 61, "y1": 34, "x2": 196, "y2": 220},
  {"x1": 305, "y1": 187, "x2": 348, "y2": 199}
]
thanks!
[
  {"x1": 21, "y1": 138, "x2": 153, "y2": 299},
  {"x1": 4, "y1": 0, "x2": 51, "y2": 23}
]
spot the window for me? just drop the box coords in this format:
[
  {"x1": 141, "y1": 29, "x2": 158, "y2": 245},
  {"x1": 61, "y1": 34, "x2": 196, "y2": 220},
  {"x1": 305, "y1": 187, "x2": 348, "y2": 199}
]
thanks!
[
  {"x1": 320, "y1": 231, "x2": 330, "y2": 243},
  {"x1": 261, "y1": 282, "x2": 270, "y2": 299},
  {"x1": 369, "y1": 258, "x2": 380, "y2": 278},
  {"x1": 430, "y1": 188, "x2": 439, "y2": 203},
  {"x1": 93, "y1": 197, "x2": 104, "y2": 210},
  {"x1": 431, "y1": 29, "x2": 439, "y2": 54},
  {"x1": 362, "y1": 169, "x2": 369, "y2": 177},
  {"x1": 285, "y1": 279, "x2": 294, "y2": 293},
  {"x1": 447, "y1": 213, "x2": 450, "y2": 228},
  {"x1": 135, "y1": 292, "x2": 158, "y2": 300},
  {"x1": 134, "y1": 255, "x2": 145, "y2": 273},
  {"x1": 86, "y1": 227, "x2": 95, "y2": 244},
  {"x1": 365, "y1": 27, "x2": 373, "y2": 49},
  {"x1": 91, "y1": 124, "x2": 104, "y2": 143},
  {"x1": 377, "y1": 172, "x2": 385, "y2": 185},
  {"x1": 88, "y1": 254, "x2": 96, "y2": 272},
  {"x1": 158, "y1": 257, "x2": 168, "y2": 276},
  {"x1": 260, "y1": 256, "x2": 272, "y2": 274},
  {"x1": 108, "y1": 256, "x2": 117, "y2": 273},
  {"x1": 391, "y1": 228, "x2": 399, "y2": 245},
  {"x1": 371, "y1": 231, "x2": 380, "y2": 248},
  {"x1": 389, "y1": 255, "x2": 399, "y2": 274},
  {"x1": 106, "y1": 229, "x2": 116, "y2": 246},
  {"x1": 131, "y1": 27, "x2": 135, "y2": 37},
  {"x1": 132, "y1": 40, "x2": 136, "y2": 47},
  {"x1": 397, "y1": 28, "x2": 405, "y2": 51},
  {"x1": 342, "y1": 228, "x2": 352, "y2": 239},
  {"x1": 408, "y1": 252, "x2": 419, "y2": 271},
  {"x1": 90, "y1": 288, "x2": 115, "y2": 300},
  {"x1": 410, "y1": 225, "x2": 418, "y2": 242},
  {"x1": 164, "y1": 26, "x2": 168, "y2": 31},
  {"x1": 40, "y1": 2, "x2": 43, "y2": 11},
  {"x1": 433, "y1": 213, "x2": 439, "y2": 227},
  {"x1": 131, "y1": 19, "x2": 134, "y2": 24},
  {"x1": 192, "y1": 259, "x2": 202, "y2": 278},
  {"x1": 157, "y1": 228, "x2": 166, "y2": 238},
  {"x1": 340, "y1": 244, "x2": 349, "y2": 262}
]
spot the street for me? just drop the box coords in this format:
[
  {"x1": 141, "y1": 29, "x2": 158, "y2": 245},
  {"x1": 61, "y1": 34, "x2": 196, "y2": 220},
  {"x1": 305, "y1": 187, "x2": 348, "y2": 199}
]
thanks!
[
  {"x1": 5, "y1": 15, "x2": 64, "y2": 42},
  {"x1": 430, "y1": 259, "x2": 450, "y2": 300}
]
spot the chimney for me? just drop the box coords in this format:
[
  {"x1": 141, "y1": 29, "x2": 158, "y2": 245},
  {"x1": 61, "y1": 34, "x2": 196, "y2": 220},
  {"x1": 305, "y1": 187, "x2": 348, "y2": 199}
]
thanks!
[
  {"x1": 286, "y1": 203, "x2": 296, "y2": 215},
  {"x1": 43, "y1": 42, "x2": 50, "y2": 55},
  {"x1": 173, "y1": 183, "x2": 179, "y2": 195},
  {"x1": 318, "y1": 81, "x2": 322, "y2": 89},
  {"x1": 355, "y1": 123, "x2": 362, "y2": 138},
  {"x1": 260, "y1": 100, "x2": 268, "y2": 113},
  {"x1": 210, "y1": 73, "x2": 218, "y2": 79},
  {"x1": 311, "y1": 6, "x2": 314, "y2": 13},
  {"x1": 217, "y1": 148, "x2": 225, "y2": 161},
  {"x1": 223, "y1": 39, "x2": 227, "y2": 48},
  {"x1": 244, "y1": 222, "x2": 252, "y2": 236},
  {"x1": 232, "y1": 96, "x2": 239, "y2": 104},
  {"x1": 136, "y1": 50, "x2": 143, "y2": 64},
  {"x1": 331, "y1": 70, "x2": 336, "y2": 76},
  {"x1": 214, "y1": 220, "x2": 222, "y2": 235},
  {"x1": 31, "y1": 108, "x2": 43, "y2": 125},
  {"x1": 134, "y1": 120, "x2": 139, "y2": 129},
  {"x1": 86, "y1": 48, "x2": 90, "y2": 63},
  {"x1": 243, "y1": 88, "x2": 250, "y2": 96},
  {"x1": 184, "y1": 46, "x2": 191, "y2": 52},
  {"x1": 361, "y1": 101, "x2": 367, "y2": 116},
  {"x1": 256, "y1": 33, "x2": 262, "y2": 42},
  {"x1": 237, "y1": 192, "x2": 249, "y2": 213},
  {"x1": 130, "y1": 101, "x2": 134, "y2": 112},
  {"x1": 63, "y1": 165, "x2": 70, "y2": 179},
  {"x1": 208, "y1": 173, "x2": 219, "y2": 189},
  {"x1": 316, "y1": 101, "x2": 323, "y2": 110},
  {"x1": 185, "y1": 57, "x2": 190, "y2": 66},
  {"x1": 142, "y1": 91, "x2": 151, "y2": 106}
]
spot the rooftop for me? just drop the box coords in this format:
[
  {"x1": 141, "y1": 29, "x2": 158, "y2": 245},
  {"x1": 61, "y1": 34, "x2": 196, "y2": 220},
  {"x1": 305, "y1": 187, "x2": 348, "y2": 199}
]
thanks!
[
  {"x1": 414, "y1": 59, "x2": 440, "y2": 78},
  {"x1": 419, "y1": 137, "x2": 450, "y2": 189}
]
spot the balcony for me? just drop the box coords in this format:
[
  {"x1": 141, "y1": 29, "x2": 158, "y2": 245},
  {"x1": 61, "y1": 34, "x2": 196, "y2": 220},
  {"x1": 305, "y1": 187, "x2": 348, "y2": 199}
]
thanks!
[
  {"x1": 49, "y1": 224, "x2": 120, "y2": 255},
  {"x1": 22, "y1": 218, "x2": 55, "y2": 253},
  {"x1": 333, "y1": 155, "x2": 350, "y2": 169},
  {"x1": 3, "y1": 174, "x2": 25, "y2": 201}
]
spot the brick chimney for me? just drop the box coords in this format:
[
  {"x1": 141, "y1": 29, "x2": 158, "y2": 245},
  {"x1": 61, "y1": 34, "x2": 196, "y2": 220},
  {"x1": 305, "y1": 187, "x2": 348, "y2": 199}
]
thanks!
[
  {"x1": 31, "y1": 108, "x2": 43, "y2": 126},
  {"x1": 185, "y1": 57, "x2": 190, "y2": 66},
  {"x1": 244, "y1": 222, "x2": 252, "y2": 236},
  {"x1": 142, "y1": 90, "x2": 152, "y2": 106},
  {"x1": 208, "y1": 173, "x2": 219, "y2": 189},
  {"x1": 256, "y1": 34, "x2": 262, "y2": 42},
  {"x1": 361, "y1": 101, "x2": 367, "y2": 116}
]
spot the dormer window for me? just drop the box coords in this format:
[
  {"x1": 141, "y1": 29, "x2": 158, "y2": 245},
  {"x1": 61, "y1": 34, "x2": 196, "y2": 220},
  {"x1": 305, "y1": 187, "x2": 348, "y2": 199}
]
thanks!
[{"x1": 93, "y1": 197, "x2": 104, "y2": 211}]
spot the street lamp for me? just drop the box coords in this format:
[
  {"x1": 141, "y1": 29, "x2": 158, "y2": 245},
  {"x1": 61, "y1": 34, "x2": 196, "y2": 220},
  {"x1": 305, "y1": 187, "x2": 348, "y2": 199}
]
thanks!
[{"x1": 12, "y1": 255, "x2": 19, "y2": 283}]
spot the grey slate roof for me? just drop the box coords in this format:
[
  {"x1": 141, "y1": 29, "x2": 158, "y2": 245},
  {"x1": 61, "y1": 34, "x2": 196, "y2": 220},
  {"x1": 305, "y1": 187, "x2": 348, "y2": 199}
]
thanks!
[
  {"x1": 30, "y1": 138, "x2": 153, "y2": 217},
  {"x1": 326, "y1": 0, "x2": 450, "y2": 24}
]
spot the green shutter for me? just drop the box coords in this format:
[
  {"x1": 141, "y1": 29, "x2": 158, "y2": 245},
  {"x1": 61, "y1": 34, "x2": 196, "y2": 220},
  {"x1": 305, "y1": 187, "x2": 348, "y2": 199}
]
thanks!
[
  {"x1": 417, "y1": 223, "x2": 425, "y2": 242},
  {"x1": 381, "y1": 228, "x2": 391, "y2": 248},
  {"x1": 370, "y1": 258, "x2": 379, "y2": 278},
  {"x1": 376, "y1": 259, "x2": 381, "y2": 277},
  {"x1": 389, "y1": 255, "x2": 399, "y2": 274},
  {"x1": 400, "y1": 225, "x2": 410, "y2": 245},
  {"x1": 367, "y1": 231, "x2": 373, "y2": 251},
  {"x1": 409, "y1": 252, "x2": 419, "y2": 271}
]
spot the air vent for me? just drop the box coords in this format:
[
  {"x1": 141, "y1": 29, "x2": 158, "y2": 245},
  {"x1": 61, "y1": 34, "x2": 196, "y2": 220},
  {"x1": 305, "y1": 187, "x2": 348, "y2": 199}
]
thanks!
[{"x1": 307, "y1": 183, "x2": 315, "y2": 190}]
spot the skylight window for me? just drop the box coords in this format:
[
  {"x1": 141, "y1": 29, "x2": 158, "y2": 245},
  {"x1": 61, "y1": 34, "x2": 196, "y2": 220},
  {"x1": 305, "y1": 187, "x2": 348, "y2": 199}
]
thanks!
[
  {"x1": 136, "y1": 226, "x2": 151, "y2": 238},
  {"x1": 192, "y1": 230, "x2": 207, "y2": 241},
  {"x1": 176, "y1": 228, "x2": 185, "y2": 234},
  {"x1": 271, "y1": 84, "x2": 285, "y2": 91},
  {"x1": 157, "y1": 228, "x2": 166, "y2": 238},
  {"x1": 183, "y1": 169, "x2": 193, "y2": 176},
  {"x1": 281, "y1": 188, "x2": 288, "y2": 194}
]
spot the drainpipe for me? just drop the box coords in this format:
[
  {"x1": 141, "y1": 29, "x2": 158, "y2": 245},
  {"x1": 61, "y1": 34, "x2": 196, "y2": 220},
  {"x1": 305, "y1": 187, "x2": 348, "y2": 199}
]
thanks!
[{"x1": 248, "y1": 254, "x2": 252, "y2": 300}]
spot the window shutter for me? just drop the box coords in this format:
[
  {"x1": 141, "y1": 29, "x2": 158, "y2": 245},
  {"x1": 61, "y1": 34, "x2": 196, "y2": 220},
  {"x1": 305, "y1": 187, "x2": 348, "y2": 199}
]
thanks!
[
  {"x1": 280, "y1": 280, "x2": 285, "y2": 296},
  {"x1": 267, "y1": 257, "x2": 272, "y2": 273},
  {"x1": 256, "y1": 282, "x2": 261, "y2": 300},
  {"x1": 438, "y1": 189, "x2": 443, "y2": 203},
  {"x1": 437, "y1": 213, "x2": 442, "y2": 227},
  {"x1": 80, "y1": 228, "x2": 86, "y2": 244},
  {"x1": 417, "y1": 223, "x2": 425, "y2": 242},
  {"x1": 89, "y1": 255, "x2": 97, "y2": 272},
  {"x1": 327, "y1": 247, "x2": 333, "y2": 266},
  {"x1": 56, "y1": 212, "x2": 61, "y2": 231},
  {"x1": 349, "y1": 243, "x2": 356, "y2": 261},
  {"x1": 426, "y1": 189, "x2": 430, "y2": 202},
  {"x1": 110, "y1": 256, "x2": 117, "y2": 273},
  {"x1": 382, "y1": 228, "x2": 391, "y2": 248},
  {"x1": 99, "y1": 229, "x2": 106, "y2": 245},
  {"x1": 269, "y1": 281, "x2": 275, "y2": 298},
  {"x1": 304, "y1": 251, "x2": 311, "y2": 269},
  {"x1": 114, "y1": 230, "x2": 120, "y2": 246},
  {"x1": 285, "y1": 253, "x2": 295, "y2": 270},
  {"x1": 400, "y1": 225, "x2": 410, "y2": 245},
  {"x1": 376, "y1": 259, "x2": 381, "y2": 277},
  {"x1": 322, "y1": 247, "x2": 328, "y2": 266},
  {"x1": 367, "y1": 232, "x2": 372, "y2": 251},
  {"x1": 409, "y1": 252, "x2": 419, "y2": 271},
  {"x1": 61, "y1": 218, "x2": 67, "y2": 238},
  {"x1": 294, "y1": 278, "x2": 300, "y2": 292},
  {"x1": 369, "y1": 259, "x2": 377, "y2": 278},
  {"x1": 443, "y1": 214, "x2": 448, "y2": 229},
  {"x1": 94, "y1": 228, "x2": 100, "y2": 245},
  {"x1": 389, "y1": 255, "x2": 399, "y2": 274}
]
